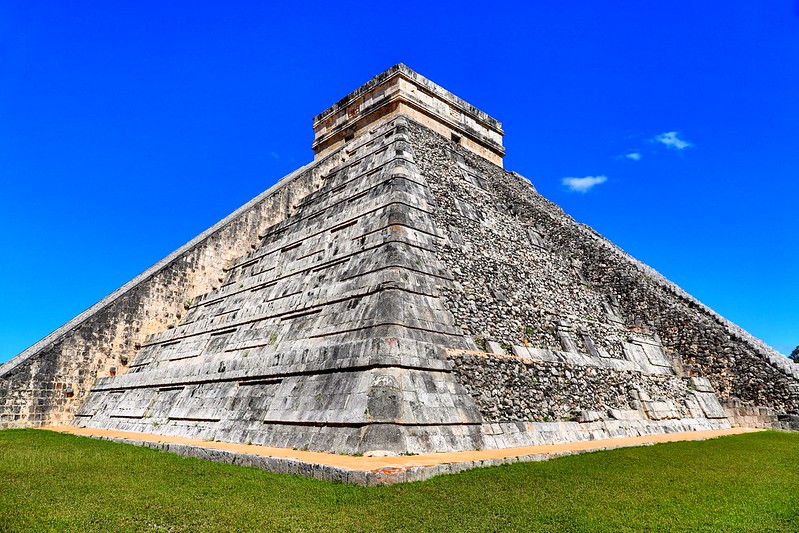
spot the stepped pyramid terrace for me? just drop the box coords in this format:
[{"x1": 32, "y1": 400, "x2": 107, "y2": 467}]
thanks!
[{"x1": 2, "y1": 65, "x2": 797, "y2": 481}]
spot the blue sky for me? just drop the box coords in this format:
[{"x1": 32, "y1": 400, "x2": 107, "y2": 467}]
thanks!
[{"x1": 1, "y1": 1, "x2": 797, "y2": 363}]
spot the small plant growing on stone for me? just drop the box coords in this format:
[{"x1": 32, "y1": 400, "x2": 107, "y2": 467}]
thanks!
[
  {"x1": 474, "y1": 336, "x2": 487, "y2": 351},
  {"x1": 790, "y1": 345, "x2": 799, "y2": 364}
]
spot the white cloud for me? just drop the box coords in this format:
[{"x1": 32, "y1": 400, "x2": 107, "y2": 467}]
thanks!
[
  {"x1": 625, "y1": 152, "x2": 642, "y2": 161},
  {"x1": 268, "y1": 151, "x2": 280, "y2": 160},
  {"x1": 562, "y1": 175, "x2": 607, "y2": 193},
  {"x1": 653, "y1": 131, "x2": 692, "y2": 150}
]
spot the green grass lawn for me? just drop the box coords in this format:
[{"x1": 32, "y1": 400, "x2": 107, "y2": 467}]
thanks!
[{"x1": 0, "y1": 429, "x2": 797, "y2": 532}]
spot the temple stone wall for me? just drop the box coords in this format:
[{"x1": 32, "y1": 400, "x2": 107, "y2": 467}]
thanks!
[
  {"x1": 312, "y1": 64, "x2": 505, "y2": 165},
  {"x1": 448, "y1": 350, "x2": 725, "y2": 423},
  {"x1": 0, "y1": 158, "x2": 343, "y2": 428},
  {"x1": 408, "y1": 120, "x2": 799, "y2": 422}
]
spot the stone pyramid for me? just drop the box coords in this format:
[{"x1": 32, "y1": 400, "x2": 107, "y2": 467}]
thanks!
[{"x1": 2, "y1": 64, "x2": 797, "y2": 456}]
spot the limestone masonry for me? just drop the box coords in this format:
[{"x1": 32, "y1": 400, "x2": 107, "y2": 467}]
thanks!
[{"x1": 2, "y1": 64, "x2": 797, "y2": 459}]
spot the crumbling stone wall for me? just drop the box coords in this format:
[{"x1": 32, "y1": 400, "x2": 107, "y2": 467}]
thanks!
[
  {"x1": 449, "y1": 351, "x2": 697, "y2": 422},
  {"x1": 413, "y1": 128, "x2": 627, "y2": 361},
  {"x1": 408, "y1": 121, "x2": 799, "y2": 418},
  {"x1": 0, "y1": 158, "x2": 342, "y2": 428}
]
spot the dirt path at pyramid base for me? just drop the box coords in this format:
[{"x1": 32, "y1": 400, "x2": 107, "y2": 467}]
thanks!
[{"x1": 43, "y1": 426, "x2": 763, "y2": 485}]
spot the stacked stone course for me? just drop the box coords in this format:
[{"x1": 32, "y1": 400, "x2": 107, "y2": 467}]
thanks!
[
  {"x1": 0, "y1": 157, "x2": 339, "y2": 428},
  {"x1": 449, "y1": 351, "x2": 707, "y2": 422}
]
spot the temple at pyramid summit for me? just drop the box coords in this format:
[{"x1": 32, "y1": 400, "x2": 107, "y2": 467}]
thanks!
[{"x1": 2, "y1": 64, "x2": 798, "y2": 459}]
